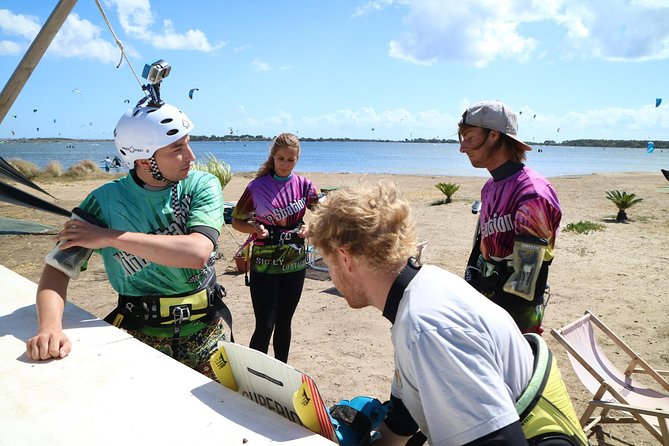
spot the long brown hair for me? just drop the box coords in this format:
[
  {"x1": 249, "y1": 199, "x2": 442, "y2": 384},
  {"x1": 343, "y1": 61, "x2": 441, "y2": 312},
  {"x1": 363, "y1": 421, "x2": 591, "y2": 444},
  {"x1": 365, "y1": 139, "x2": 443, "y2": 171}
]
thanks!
[{"x1": 256, "y1": 133, "x2": 301, "y2": 178}]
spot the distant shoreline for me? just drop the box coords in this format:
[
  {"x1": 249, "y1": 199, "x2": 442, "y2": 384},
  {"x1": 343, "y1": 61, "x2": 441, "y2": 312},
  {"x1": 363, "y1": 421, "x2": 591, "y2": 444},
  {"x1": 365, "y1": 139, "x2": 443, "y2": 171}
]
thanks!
[{"x1": 1, "y1": 136, "x2": 668, "y2": 149}]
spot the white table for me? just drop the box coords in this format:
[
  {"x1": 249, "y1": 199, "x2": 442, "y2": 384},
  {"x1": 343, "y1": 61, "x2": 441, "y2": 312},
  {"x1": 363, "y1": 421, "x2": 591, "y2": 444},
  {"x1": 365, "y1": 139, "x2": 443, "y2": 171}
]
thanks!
[{"x1": 0, "y1": 265, "x2": 333, "y2": 445}]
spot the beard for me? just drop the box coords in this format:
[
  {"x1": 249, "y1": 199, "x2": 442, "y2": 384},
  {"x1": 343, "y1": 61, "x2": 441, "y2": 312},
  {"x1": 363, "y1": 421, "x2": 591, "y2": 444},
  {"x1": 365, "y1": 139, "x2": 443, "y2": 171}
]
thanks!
[{"x1": 330, "y1": 263, "x2": 370, "y2": 309}]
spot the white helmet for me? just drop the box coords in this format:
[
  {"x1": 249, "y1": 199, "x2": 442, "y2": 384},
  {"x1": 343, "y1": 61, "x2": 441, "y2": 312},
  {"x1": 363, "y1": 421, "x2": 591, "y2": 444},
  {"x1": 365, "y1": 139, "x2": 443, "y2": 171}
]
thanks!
[{"x1": 114, "y1": 100, "x2": 194, "y2": 165}]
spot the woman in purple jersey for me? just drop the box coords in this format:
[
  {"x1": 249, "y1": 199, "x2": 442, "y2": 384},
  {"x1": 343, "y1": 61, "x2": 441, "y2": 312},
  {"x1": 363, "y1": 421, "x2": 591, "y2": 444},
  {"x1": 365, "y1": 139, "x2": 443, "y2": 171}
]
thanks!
[{"x1": 231, "y1": 133, "x2": 319, "y2": 363}]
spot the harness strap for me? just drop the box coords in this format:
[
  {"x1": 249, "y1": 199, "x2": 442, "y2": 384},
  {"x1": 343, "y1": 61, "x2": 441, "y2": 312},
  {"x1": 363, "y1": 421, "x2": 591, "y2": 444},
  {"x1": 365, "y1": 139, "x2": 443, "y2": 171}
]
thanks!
[
  {"x1": 243, "y1": 222, "x2": 306, "y2": 287},
  {"x1": 382, "y1": 258, "x2": 421, "y2": 325},
  {"x1": 104, "y1": 284, "x2": 234, "y2": 341},
  {"x1": 516, "y1": 334, "x2": 551, "y2": 419},
  {"x1": 261, "y1": 222, "x2": 305, "y2": 246},
  {"x1": 114, "y1": 292, "x2": 211, "y2": 327}
]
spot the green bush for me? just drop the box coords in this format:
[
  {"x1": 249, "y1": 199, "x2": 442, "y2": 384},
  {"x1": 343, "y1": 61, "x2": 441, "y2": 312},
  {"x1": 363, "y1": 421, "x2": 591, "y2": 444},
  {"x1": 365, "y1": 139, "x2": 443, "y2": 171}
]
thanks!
[
  {"x1": 605, "y1": 190, "x2": 643, "y2": 221},
  {"x1": 563, "y1": 221, "x2": 605, "y2": 234},
  {"x1": 434, "y1": 182, "x2": 460, "y2": 204}
]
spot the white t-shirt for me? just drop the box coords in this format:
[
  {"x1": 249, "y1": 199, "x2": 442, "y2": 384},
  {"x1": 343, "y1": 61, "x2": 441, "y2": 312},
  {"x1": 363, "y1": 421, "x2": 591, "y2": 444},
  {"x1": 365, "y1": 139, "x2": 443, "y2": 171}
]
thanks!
[{"x1": 390, "y1": 265, "x2": 533, "y2": 445}]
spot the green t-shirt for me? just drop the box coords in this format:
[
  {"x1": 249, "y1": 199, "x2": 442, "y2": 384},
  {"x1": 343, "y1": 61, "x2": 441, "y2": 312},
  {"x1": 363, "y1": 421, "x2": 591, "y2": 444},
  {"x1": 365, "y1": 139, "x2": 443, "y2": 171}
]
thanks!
[{"x1": 79, "y1": 170, "x2": 224, "y2": 297}]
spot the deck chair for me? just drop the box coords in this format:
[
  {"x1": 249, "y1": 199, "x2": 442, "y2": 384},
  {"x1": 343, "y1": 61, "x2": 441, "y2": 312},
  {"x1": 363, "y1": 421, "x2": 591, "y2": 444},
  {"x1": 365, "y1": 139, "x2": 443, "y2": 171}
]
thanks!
[{"x1": 551, "y1": 310, "x2": 669, "y2": 445}]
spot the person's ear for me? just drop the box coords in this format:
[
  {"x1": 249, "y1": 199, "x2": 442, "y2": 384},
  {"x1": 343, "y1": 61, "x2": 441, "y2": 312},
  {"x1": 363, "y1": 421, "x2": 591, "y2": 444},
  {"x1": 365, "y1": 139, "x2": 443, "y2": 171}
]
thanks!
[
  {"x1": 489, "y1": 130, "x2": 500, "y2": 142},
  {"x1": 135, "y1": 159, "x2": 151, "y2": 170},
  {"x1": 337, "y1": 247, "x2": 355, "y2": 273}
]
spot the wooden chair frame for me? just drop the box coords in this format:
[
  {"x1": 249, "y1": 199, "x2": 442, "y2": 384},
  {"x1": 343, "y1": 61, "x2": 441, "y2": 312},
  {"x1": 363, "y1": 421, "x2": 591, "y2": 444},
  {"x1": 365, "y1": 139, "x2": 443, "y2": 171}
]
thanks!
[{"x1": 551, "y1": 310, "x2": 669, "y2": 445}]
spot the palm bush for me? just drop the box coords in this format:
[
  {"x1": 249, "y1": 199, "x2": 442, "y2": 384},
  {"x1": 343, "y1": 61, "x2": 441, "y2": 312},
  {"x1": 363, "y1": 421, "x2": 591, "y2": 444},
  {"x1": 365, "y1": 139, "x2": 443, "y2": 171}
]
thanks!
[
  {"x1": 434, "y1": 182, "x2": 460, "y2": 203},
  {"x1": 193, "y1": 153, "x2": 233, "y2": 189},
  {"x1": 605, "y1": 190, "x2": 643, "y2": 221}
]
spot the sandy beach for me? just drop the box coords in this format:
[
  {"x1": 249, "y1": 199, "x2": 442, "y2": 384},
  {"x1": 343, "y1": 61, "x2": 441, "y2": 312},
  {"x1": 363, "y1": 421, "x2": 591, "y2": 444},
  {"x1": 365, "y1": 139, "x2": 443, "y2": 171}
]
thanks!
[{"x1": 1, "y1": 170, "x2": 668, "y2": 445}]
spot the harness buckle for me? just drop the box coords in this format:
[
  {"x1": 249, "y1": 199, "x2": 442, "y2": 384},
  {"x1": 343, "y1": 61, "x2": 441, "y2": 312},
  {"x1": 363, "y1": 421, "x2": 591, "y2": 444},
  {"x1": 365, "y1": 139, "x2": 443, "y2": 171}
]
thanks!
[
  {"x1": 172, "y1": 305, "x2": 191, "y2": 325},
  {"x1": 279, "y1": 231, "x2": 294, "y2": 244}
]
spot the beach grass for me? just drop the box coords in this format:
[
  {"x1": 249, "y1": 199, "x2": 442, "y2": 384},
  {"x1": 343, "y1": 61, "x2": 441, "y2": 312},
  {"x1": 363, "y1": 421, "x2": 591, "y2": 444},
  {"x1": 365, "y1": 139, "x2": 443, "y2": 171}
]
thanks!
[{"x1": 6, "y1": 157, "x2": 121, "y2": 182}]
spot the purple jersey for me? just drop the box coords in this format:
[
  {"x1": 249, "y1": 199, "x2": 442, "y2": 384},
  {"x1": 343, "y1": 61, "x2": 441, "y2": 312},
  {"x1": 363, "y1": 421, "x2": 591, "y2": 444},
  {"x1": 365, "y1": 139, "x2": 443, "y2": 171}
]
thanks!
[
  {"x1": 233, "y1": 173, "x2": 318, "y2": 229},
  {"x1": 480, "y1": 167, "x2": 561, "y2": 262},
  {"x1": 232, "y1": 173, "x2": 318, "y2": 274}
]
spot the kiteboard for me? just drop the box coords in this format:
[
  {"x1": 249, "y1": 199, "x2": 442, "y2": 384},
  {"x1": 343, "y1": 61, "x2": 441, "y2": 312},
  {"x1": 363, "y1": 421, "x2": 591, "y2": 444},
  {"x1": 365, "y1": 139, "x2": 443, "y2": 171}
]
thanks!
[
  {"x1": 662, "y1": 169, "x2": 669, "y2": 182},
  {"x1": 209, "y1": 341, "x2": 339, "y2": 443}
]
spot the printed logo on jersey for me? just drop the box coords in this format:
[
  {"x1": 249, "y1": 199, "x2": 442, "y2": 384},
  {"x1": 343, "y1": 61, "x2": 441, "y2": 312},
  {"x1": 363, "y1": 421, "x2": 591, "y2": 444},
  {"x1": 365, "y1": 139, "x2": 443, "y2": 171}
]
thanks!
[
  {"x1": 266, "y1": 197, "x2": 307, "y2": 225},
  {"x1": 113, "y1": 194, "x2": 192, "y2": 276},
  {"x1": 481, "y1": 212, "x2": 514, "y2": 238}
]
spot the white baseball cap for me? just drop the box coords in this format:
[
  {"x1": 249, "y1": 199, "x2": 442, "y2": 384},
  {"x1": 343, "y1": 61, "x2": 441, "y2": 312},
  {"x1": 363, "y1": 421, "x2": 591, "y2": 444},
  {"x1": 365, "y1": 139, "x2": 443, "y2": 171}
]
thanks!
[{"x1": 460, "y1": 100, "x2": 532, "y2": 151}]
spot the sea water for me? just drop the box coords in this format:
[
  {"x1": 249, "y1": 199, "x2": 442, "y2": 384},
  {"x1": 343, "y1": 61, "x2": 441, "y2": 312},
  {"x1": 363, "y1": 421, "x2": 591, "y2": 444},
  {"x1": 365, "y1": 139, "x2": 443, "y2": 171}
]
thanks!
[{"x1": 1, "y1": 140, "x2": 668, "y2": 178}]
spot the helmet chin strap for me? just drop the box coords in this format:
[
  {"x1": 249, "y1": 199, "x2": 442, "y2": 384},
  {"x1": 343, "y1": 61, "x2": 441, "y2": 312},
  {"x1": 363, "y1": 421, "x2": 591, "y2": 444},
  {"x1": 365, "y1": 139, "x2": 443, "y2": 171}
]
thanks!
[
  {"x1": 148, "y1": 155, "x2": 170, "y2": 183},
  {"x1": 148, "y1": 155, "x2": 182, "y2": 220}
]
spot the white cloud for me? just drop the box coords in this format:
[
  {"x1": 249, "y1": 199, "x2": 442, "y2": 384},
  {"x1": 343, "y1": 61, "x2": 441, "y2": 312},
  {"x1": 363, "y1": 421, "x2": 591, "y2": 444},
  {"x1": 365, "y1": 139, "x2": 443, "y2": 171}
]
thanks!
[
  {"x1": 253, "y1": 103, "x2": 669, "y2": 141},
  {"x1": 0, "y1": 40, "x2": 21, "y2": 55},
  {"x1": 363, "y1": 0, "x2": 669, "y2": 66},
  {"x1": 108, "y1": 0, "x2": 224, "y2": 52},
  {"x1": 251, "y1": 60, "x2": 271, "y2": 72},
  {"x1": 50, "y1": 13, "x2": 121, "y2": 64},
  {"x1": 0, "y1": 8, "x2": 40, "y2": 39},
  {"x1": 0, "y1": 9, "x2": 121, "y2": 63},
  {"x1": 353, "y1": 0, "x2": 406, "y2": 17},
  {"x1": 266, "y1": 111, "x2": 293, "y2": 127},
  {"x1": 554, "y1": 105, "x2": 668, "y2": 138},
  {"x1": 558, "y1": 1, "x2": 669, "y2": 62},
  {"x1": 0, "y1": 9, "x2": 40, "y2": 55},
  {"x1": 302, "y1": 106, "x2": 453, "y2": 131}
]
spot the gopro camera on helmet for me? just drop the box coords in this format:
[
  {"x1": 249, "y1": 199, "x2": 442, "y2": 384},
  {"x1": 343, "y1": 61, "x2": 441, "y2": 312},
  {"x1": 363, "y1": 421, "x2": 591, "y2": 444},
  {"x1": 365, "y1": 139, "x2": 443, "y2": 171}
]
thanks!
[
  {"x1": 142, "y1": 59, "x2": 171, "y2": 84},
  {"x1": 141, "y1": 59, "x2": 171, "y2": 107}
]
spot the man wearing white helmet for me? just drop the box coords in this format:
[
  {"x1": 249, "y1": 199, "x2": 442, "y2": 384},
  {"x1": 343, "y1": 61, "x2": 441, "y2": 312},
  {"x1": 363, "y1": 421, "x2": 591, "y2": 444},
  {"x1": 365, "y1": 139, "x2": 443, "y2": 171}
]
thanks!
[
  {"x1": 26, "y1": 99, "x2": 231, "y2": 379},
  {"x1": 458, "y1": 100, "x2": 561, "y2": 335}
]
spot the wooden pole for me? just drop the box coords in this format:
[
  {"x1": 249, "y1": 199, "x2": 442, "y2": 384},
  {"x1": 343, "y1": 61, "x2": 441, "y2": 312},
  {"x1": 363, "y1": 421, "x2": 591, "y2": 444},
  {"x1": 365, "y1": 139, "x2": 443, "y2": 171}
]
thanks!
[{"x1": 0, "y1": 0, "x2": 78, "y2": 124}]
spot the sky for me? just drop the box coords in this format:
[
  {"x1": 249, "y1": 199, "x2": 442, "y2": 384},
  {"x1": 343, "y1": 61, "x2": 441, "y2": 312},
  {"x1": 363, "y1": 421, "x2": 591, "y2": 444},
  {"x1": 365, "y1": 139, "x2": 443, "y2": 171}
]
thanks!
[{"x1": 1, "y1": 0, "x2": 669, "y2": 143}]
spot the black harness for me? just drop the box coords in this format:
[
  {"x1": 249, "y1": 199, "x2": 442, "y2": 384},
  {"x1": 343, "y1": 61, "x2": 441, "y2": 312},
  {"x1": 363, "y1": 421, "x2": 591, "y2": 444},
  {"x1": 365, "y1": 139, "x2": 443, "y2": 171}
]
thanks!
[
  {"x1": 258, "y1": 222, "x2": 305, "y2": 246},
  {"x1": 103, "y1": 282, "x2": 234, "y2": 342},
  {"x1": 382, "y1": 257, "x2": 421, "y2": 324}
]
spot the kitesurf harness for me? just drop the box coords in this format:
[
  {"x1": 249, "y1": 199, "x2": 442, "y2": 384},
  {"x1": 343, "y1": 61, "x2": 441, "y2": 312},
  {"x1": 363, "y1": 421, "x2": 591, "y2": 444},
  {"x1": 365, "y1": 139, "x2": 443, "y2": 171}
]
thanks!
[
  {"x1": 384, "y1": 259, "x2": 587, "y2": 446},
  {"x1": 517, "y1": 334, "x2": 588, "y2": 445},
  {"x1": 256, "y1": 221, "x2": 306, "y2": 246},
  {"x1": 465, "y1": 230, "x2": 552, "y2": 306},
  {"x1": 241, "y1": 221, "x2": 306, "y2": 287},
  {"x1": 467, "y1": 253, "x2": 551, "y2": 297},
  {"x1": 103, "y1": 280, "x2": 234, "y2": 342}
]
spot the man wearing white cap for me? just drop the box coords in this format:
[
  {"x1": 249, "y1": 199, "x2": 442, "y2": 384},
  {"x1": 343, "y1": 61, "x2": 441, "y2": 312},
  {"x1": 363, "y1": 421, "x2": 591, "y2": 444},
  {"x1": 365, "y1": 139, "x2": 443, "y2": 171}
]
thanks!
[{"x1": 458, "y1": 100, "x2": 561, "y2": 335}]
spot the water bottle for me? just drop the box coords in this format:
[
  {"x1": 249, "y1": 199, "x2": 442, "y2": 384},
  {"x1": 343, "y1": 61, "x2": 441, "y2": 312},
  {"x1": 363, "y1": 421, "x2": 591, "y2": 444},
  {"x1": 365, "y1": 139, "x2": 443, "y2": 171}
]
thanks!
[{"x1": 44, "y1": 208, "x2": 100, "y2": 280}]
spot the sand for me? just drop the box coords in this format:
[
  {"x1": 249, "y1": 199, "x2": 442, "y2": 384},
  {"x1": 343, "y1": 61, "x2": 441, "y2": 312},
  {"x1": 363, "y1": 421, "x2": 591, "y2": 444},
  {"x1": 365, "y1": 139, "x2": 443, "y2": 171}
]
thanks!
[{"x1": 1, "y1": 170, "x2": 668, "y2": 445}]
